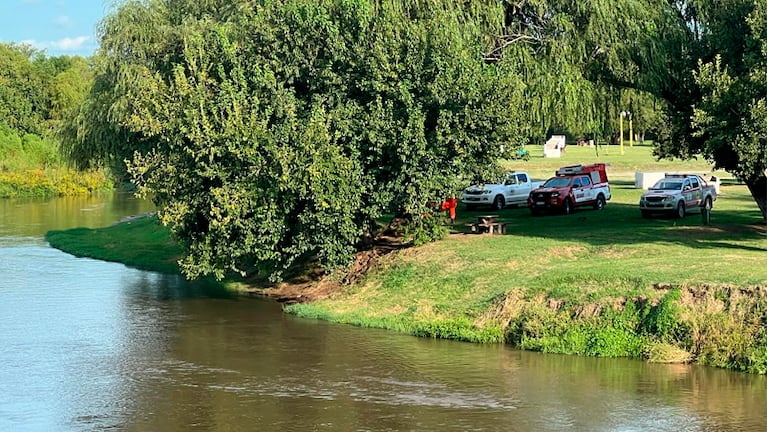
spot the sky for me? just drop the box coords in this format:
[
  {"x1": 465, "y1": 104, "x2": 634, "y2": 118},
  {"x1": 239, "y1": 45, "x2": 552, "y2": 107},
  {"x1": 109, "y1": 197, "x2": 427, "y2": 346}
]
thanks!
[{"x1": 0, "y1": 0, "x2": 113, "y2": 57}]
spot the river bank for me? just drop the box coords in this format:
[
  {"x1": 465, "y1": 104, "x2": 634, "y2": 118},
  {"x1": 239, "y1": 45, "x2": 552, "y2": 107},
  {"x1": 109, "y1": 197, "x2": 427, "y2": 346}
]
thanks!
[{"x1": 46, "y1": 179, "x2": 767, "y2": 374}]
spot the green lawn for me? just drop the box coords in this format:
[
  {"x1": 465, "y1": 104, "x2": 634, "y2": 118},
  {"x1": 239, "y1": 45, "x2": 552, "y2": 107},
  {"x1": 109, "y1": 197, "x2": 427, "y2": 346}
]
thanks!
[
  {"x1": 46, "y1": 215, "x2": 184, "y2": 274},
  {"x1": 504, "y1": 143, "x2": 728, "y2": 182}
]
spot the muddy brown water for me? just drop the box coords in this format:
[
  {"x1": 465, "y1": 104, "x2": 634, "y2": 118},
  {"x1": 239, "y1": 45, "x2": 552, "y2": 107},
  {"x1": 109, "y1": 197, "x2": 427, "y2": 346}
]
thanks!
[{"x1": 1, "y1": 194, "x2": 765, "y2": 431}]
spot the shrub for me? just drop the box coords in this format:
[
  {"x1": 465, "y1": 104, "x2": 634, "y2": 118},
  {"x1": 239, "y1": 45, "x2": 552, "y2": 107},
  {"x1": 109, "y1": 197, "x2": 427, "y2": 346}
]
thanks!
[
  {"x1": 402, "y1": 216, "x2": 448, "y2": 246},
  {"x1": 641, "y1": 288, "x2": 686, "y2": 341}
]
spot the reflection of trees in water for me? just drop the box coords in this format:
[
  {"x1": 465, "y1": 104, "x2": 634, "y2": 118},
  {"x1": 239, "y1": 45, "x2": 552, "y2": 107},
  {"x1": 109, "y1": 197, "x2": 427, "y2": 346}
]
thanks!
[
  {"x1": 504, "y1": 351, "x2": 767, "y2": 431},
  {"x1": 122, "y1": 272, "x2": 233, "y2": 301},
  {"x1": 0, "y1": 193, "x2": 155, "y2": 237}
]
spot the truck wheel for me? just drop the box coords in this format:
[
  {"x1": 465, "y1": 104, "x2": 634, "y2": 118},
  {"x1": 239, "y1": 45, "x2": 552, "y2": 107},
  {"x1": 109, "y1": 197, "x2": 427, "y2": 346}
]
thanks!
[
  {"x1": 593, "y1": 194, "x2": 606, "y2": 210},
  {"x1": 563, "y1": 198, "x2": 574, "y2": 215},
  {"x1": 676, "y1": 201, "x2": 686, "y2": 219},
  {"x1": 493, "y1": 195, "x2": 505, "y2": 211}
]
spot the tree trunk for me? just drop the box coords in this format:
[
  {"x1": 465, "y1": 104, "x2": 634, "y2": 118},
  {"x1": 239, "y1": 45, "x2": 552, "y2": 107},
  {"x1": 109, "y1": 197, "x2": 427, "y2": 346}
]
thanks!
[{"x1": 745, "y1": 174, "x2": 767, "y2": 223}]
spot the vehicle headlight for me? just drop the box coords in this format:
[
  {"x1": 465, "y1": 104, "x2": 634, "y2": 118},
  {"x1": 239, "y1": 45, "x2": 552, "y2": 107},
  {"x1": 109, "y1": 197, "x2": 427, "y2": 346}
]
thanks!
[
  {"x1": 663, "y1": 196, "x2": 674, "y2": 202},
  {"x1": 551, "y1": 192, "x2": 560, "y2": 197},
  {"x1": 483, "y1": 190, "x2": 492, "y2": 194}
]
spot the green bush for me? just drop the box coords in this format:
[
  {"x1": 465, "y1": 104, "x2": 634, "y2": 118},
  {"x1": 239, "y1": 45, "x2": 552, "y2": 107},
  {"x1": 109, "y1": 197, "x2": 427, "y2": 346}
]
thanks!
[
  {"x1": 0, "y1": 124, "x2": 23, "y2": 164},
  {"x1": 402, "y1": 216, "x2": 448, "y2": 246},
  {"x1": 22, "y1": 134, "x2": 60, "y2": 167},
  {"x1": 641, "y1": 288, "x2": 686, "y2": 341}
]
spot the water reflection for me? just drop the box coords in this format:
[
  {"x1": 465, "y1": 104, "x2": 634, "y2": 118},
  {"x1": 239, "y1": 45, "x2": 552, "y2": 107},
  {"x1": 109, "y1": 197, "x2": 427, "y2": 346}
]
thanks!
[{"x1": 0, "y1": 193, "x2": 154, "y2": 240}]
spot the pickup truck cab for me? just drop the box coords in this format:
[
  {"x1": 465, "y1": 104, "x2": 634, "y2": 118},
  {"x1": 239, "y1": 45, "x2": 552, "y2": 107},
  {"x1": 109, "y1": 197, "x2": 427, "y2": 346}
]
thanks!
[
  {"x1": 528, "y1": 163, "x2": 611, "y2": 215},
  {"x1": 461, "y1": 171, "x2": 543, "y2": 210},
  {"x1": 639, "y1": 174, "x2": 717, "y2": 218}
]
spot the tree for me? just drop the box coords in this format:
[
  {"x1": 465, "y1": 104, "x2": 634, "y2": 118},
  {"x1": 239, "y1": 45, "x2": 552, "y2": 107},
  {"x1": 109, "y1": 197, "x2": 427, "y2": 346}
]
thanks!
[
  {"x1": 492, "y1": 0, "x2": 674, "y2": 143},
  {"x1": 64, "y1": 0, "x2": 530, "y2": 281},
  {"x1": 684, "y1": 1, "x2": 767, "y2": 221},
  {"x1": 628, "y1": 0, "x2": 766, "y2": 221},
  {"x1": 0, "y1": 44, "x2": 48, "y2": 135},
  {"x1": 492, "y1": 1, "x2": 767, "y2": 220}
]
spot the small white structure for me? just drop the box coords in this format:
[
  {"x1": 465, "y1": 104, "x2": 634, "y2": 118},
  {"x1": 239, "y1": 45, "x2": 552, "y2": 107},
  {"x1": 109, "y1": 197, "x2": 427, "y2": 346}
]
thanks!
[
  {"x1": 709, "y1": 176, "x2": 722, "y2": 194},
  {"x1": 544, "y1": 135, "x2": 566, "y2": 158},
  {"x1": 635, "y1": 171, "x2": 666, "y2": 189}
]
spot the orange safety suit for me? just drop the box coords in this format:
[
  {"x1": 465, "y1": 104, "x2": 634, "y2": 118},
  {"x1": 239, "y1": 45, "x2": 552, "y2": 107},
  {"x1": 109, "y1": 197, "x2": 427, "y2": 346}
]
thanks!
[{"x1": 440, "y1": 197, "x2": 458, "y2": 222}]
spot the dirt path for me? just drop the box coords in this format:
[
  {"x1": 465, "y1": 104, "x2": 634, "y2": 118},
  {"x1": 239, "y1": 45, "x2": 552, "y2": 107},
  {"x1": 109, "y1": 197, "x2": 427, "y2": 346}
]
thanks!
[{"x1": 243, "y1": 235, "x2": 408, "y2": 304}]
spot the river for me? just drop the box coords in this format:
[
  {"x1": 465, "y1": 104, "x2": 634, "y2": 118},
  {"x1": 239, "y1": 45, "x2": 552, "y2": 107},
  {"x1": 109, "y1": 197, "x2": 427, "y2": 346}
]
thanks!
[{"x1": 1, "y1": 194, "x2": 765, "y2": 431}]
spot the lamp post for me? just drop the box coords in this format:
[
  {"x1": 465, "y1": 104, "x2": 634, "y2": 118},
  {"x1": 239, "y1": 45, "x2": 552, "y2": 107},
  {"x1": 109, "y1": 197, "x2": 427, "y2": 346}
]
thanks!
[
  {"x1": 619, "y1": 111, "x2": 627, "y2": 155},
  {"x1": 628, "y1": 112, "x2": 633, "y2": 147}
]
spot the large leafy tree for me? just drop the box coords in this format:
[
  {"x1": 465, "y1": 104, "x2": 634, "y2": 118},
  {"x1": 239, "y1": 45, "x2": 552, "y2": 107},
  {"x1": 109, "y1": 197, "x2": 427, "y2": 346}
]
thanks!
[
  {"x1": 0, "y1": 43, "x2": 93, "y2": 136},
  {"x1": 684, "y1": 0, "x2": 767, "y2": 221},
  {"x1": 625, "y1": 0, "x2": 767, "y2": 221},
  {"x1": 0, "y1": 44, "x2": 48, "y2": 135},
  {"x1": 63, "y1": 0, "x2": 530, "y2": 280}
]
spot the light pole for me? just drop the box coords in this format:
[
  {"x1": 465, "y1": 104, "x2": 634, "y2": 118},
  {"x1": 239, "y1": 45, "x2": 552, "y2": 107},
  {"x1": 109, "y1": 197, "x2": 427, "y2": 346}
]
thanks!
[
  {"x1": 619, "y1": 111, "x2": 627, "y2": 155},
  {"x1": 628, "y1": 112, "x2": 633, "y2": 147}
]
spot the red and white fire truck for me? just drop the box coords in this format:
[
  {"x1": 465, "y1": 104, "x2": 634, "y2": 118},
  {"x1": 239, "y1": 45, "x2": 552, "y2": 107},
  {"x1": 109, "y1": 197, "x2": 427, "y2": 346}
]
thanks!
[{"x1": 527, "y1": 163, "x2": 611, "y2": 215}]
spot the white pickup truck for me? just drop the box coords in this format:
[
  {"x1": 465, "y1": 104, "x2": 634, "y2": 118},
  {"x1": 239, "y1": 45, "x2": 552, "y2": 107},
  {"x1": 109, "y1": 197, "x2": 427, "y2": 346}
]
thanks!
[
  {"x1": 461, "y1": 171, "x2": 543, "y2": 210},
  {"x1": 639, "y1": 174, "x2": 717, "y2": 218}
]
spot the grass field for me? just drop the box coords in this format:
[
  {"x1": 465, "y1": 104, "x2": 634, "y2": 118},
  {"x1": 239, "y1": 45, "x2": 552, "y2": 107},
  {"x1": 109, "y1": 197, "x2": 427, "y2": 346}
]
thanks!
[{"x1": 503, "y1": 143, "x2": 730, "y2": 182}]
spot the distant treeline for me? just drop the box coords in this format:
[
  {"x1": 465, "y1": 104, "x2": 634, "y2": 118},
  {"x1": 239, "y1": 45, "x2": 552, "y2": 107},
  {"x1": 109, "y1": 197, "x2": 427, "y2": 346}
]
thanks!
[{"x1": 0, "y1": 43, "x2": 110, "y2": 197}]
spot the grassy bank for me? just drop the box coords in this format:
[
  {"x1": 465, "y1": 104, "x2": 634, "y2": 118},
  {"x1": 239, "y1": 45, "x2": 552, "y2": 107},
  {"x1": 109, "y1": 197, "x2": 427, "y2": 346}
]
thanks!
[
  {"x1": 45, "y1": 145, "x2": 767, "y2": 373},
  {"x1": 289, "y1": 146, "x2": 767, "y2": 373},
  {"x1": 46, "y1": 215, "x2": 184, "y2": 274}
]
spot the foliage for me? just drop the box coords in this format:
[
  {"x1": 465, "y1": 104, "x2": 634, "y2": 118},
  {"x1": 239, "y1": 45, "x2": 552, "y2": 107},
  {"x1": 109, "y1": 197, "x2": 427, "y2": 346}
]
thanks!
[
  {"x1": 0, "y1": 44, "x2": 47, "y2": 135},
  {"x1": 0, "y1": 43, "x2": 103, "y2": 196},
  {"x1": 67, "y1": 0, "x2": 530, "y2": 281},
  {"x1": 0, "y1": 169, "x2": 110, "y2": 198},
  {"x1": 494, "y1": 0, "x2": 674, "y2": 141},
  {"x1": 510, "y1": 301, "x2": 644, "y2": 358},
  {"x1": 652, "y1": 0, "x2": 767, "y2": 221},
  {"x1": 402, "y1": 216, "x2": 449, "y2": 246},
  {"x1": 0, "y1": 43, "x2": 93, "y2": 135},
  {"x1": 640, "y1": 287, "x2": 684, "y2": 341}
]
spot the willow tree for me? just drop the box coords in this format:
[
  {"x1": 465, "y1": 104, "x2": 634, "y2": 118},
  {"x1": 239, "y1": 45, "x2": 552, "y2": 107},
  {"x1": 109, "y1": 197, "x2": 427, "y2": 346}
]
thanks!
[
  {"x1": 488, "y1": 0, "x2": 672, "y2": 142},
  {"x1": 61, "y1": 0, "x2": 530, "y2": 281}
]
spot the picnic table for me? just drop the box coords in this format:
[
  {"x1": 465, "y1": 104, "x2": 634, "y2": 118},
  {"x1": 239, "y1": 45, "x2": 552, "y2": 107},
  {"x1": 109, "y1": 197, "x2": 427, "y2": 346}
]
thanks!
[
  {"x1": 466, "y1": 215, "x2": 506, "y2": 235},
  {"x1": 477, "y1": 215, "x2": 498, "y2": 225}
]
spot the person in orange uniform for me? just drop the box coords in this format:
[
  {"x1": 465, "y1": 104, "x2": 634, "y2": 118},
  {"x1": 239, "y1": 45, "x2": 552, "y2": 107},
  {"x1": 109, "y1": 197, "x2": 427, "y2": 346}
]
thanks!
[{"x1": 440, "y1": 196, "x2": 458, "y2": 224}]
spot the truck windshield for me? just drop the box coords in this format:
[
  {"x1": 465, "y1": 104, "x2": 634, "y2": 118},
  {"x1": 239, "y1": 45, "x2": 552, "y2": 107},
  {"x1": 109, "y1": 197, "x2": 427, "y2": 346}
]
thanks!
[
  {"x1": 543, "y1": 177, "x2": 571, "y2": 188},
  {"x1": 651, "y1": 180, "x2": 683, "y2": 190}
]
